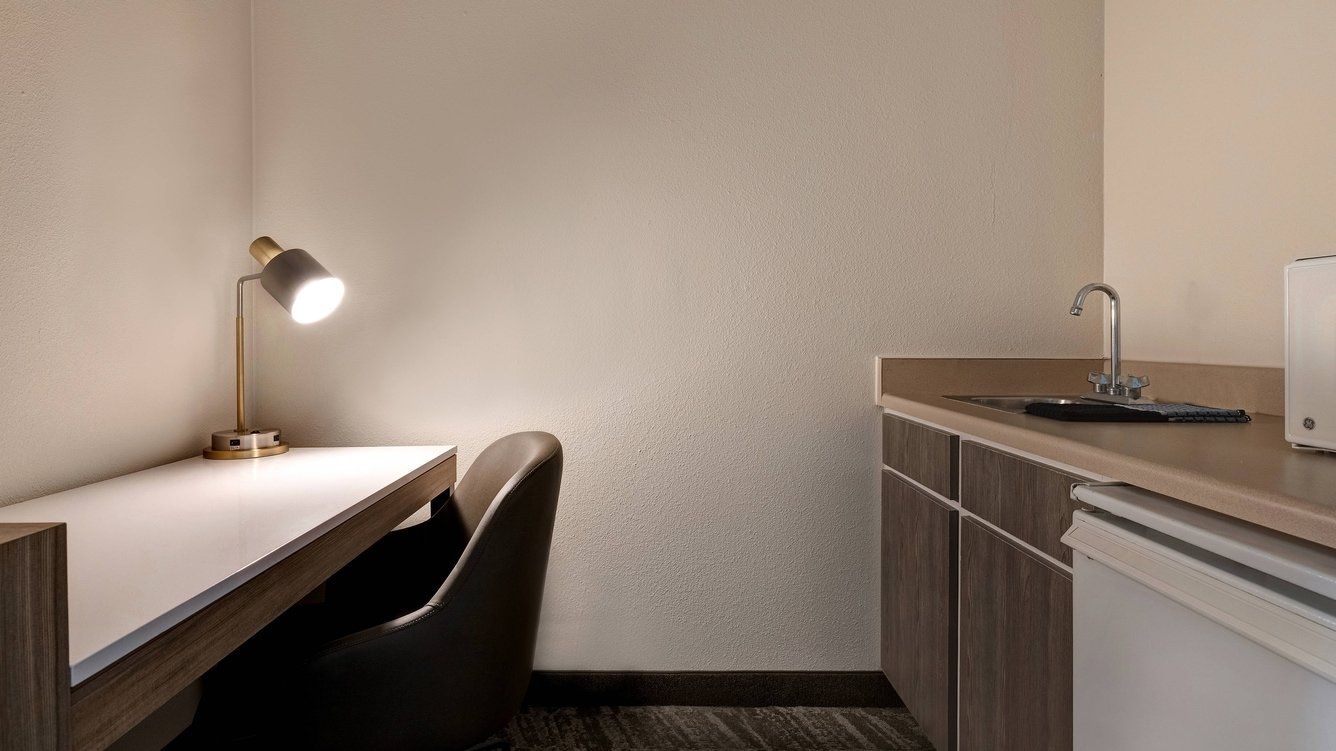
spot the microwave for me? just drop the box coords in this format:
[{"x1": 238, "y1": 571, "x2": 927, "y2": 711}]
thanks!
[{"x1": 1286, "y1": 255, "x2": 1336, "y2": 452}]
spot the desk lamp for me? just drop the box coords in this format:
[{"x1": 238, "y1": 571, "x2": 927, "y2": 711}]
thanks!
[{"x1": 203, "y1": 236, "x2": 344, "y2": 459}]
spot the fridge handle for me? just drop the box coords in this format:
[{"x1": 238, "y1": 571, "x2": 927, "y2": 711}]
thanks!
[{"x1": 1069, "y1": 481, "x2": 1129, "y2": 504}]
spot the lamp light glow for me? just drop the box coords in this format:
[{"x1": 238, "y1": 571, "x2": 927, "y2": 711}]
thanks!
[{"x1": 291, "y1": 277, "x2": 345, "y2": 324}]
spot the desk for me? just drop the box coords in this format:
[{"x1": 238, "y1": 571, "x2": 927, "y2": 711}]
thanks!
[{"x1": 0, "y1": 446, "x2": 457, "y2": 750}]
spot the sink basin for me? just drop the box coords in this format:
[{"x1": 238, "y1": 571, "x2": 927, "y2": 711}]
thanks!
[{"x1": 945, "y1": 395, "x2": 1087, "y2": 414}]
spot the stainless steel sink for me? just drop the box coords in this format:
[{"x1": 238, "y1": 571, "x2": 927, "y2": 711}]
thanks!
[{"x1": 944, "y1": 395, "x2": 1087, "y2": 414}]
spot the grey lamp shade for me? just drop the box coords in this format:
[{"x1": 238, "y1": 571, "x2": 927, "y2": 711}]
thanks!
[{"x1": 259, "y1": 248, "x2": 345, "y2": 324}]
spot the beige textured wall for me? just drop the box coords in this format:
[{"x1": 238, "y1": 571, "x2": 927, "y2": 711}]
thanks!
[
  {"x1": 0, "y1": 2, "x2": 253, "y2": 505},
  {"x1": 1105, "y1": 1, "x2": 1336, "y2": 367},
  {"x1": 252, "y1": 0, "x2": 1102, "y2": 669}
]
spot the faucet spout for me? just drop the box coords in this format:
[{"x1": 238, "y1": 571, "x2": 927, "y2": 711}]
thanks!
[{"x1": 1069, "y1": 282, "x2": 1121, "y2": 392}]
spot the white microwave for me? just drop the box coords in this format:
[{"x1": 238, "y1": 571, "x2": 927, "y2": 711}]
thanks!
[{"x1": 1286, "y1": 255, "x2": 1336, "y2": 452}]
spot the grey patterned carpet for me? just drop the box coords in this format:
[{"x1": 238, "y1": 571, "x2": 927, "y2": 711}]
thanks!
[{"x1": 491, "y1": 706, "x2": 933, "y2": 750}]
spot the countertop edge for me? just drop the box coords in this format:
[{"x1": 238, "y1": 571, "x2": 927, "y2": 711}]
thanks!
[{"x1": 878, "y1": 393, "x2": 1336, "y2": 551}]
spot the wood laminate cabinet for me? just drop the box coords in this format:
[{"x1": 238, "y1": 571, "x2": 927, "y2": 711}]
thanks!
[
  {"x1": 880, "y1": 470, "x2": 957, "y2": 751},
  {"x1": 958, "y1": 517, "x2": 1073, "y2": 751},
  {"x1": 883, "y1": 414, "x2": 958, "y2": 499},
  {"x1": 960, "y1": 442, "x2": 1090, "y2": 565},
  {"x1": 881, "y1": 412, "x2": 1080, "y2": 751}
]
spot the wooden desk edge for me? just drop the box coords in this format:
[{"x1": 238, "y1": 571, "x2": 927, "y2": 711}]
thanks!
[{"x1": 1, "y1": 453, "x2": 456, "y2": 751}]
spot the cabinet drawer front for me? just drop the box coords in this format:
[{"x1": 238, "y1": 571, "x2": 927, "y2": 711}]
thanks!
[
  {"x1": 959, "y1": 517, "x2": 1072, "y2": 751},
  {"x1": 960, "y1": 442, "x2": 1089, "y2": 565},
  {"x1": 881, "y1": 470, "x2": 957, "y2": 751},
  {"x1": 882, "y1": 413, "x2": 958, "y2": 499}
]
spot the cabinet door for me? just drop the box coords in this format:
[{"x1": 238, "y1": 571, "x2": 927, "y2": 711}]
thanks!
[
  {"x1": 960, "y1": 441, "x2": 1090, "y2": 565},
  {"x1": 881, "y1": 470, "x2": 957, "y2": 751},
  {"x1": 959, "y1": 517, "x2": 1072, "y2": 751},
  {"x1": 883, "y1": 414, "x2": 959, "y2": 499}
]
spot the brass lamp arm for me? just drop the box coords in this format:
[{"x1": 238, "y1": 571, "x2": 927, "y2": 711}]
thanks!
[
  {"x1": 234, "y1": 273, "x2": 263, "y2": 433},
  {"x1": 236, "y1": 272, "x2": 262, "y2": 316}
]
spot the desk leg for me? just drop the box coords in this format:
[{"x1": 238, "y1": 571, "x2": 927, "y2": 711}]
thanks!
[{"x1": 0, "y1": 523, "x2": 70, "y2": 750}]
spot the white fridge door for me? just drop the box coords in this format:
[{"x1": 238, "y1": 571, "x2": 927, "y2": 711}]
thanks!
[{"x1": 1064, "y1": 502, "x2": 1336, "y2": 751}]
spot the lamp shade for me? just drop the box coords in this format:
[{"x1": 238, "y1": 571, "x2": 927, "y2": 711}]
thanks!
[{"x1": 258, "y1": 247, "x2": 345, "y2": 324}]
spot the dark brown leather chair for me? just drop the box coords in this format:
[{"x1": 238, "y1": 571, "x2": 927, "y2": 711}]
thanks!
[{"x1": 186, "y1": 431, "x2": 562, "y2": 751}]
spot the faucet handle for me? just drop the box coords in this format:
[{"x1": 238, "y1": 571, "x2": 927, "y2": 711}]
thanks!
[
  {"x1": 1123, "y1": 374, "x2": 1150, "y2": 399},
  {"x1": 1087, "y1": 371, "x2": 1112, "y2": 394},
  {"x1": 1124, "y1": 374, "x2": 1150, "y2": 390}
]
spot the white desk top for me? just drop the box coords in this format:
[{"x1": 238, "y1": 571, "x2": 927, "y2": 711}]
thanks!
[{"x1": 0, "y1": 446, "x2": 455, "y2": 685}]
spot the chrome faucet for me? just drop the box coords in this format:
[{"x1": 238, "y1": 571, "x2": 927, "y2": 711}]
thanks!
[{"x1": 1069, "y1": 282, "x2": 1149, "y2": 402}]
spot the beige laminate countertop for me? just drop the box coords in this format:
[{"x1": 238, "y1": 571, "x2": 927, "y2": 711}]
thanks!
[{"x1": 877, "y1": 358, "x2": 1336, "y2": 551}]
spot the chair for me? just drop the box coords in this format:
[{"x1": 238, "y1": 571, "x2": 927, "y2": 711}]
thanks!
[{"x1": 188, "y1": 431, "x2": 563, "y2": 751}]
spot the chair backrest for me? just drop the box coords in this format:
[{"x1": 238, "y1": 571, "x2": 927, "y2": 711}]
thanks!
[
  {"x1": 429, "y1": 430, "x2": 562, "y2": 608},
  {"x1": 448, "y1": 430, "x2": 561, "y2": 539},
  {"x1": 424, "y1": 431, "x2": 563, "y2": 707}
]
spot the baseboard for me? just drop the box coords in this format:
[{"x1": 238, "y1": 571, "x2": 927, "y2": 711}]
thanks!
[{"x1": 524, "y1": 670, "x2": 902, "y2": 708}]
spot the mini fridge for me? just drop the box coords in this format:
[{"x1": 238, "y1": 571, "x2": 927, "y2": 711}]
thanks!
[{"x1": 1063, "y1": 484, "x2": 1336, "y2": 751}]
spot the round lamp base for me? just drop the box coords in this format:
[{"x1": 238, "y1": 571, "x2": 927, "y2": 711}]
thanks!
[
  {"x1": 203, "y1": 429, "x2": 289, "y2": 460},
  {"x1": 203, "y1": 443, "x2": 289, "y2": 460}
]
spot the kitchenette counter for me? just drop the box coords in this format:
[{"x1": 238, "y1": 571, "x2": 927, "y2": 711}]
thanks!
[{"x1": 877, "y1": 358, "x2": 1336, "y2": 550}]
